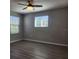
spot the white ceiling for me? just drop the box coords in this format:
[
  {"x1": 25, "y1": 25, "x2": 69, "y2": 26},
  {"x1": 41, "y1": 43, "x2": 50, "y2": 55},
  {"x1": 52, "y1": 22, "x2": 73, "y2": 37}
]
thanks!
[{"x1": 10, "y1": 0, "x2": 68, "y2": 14}]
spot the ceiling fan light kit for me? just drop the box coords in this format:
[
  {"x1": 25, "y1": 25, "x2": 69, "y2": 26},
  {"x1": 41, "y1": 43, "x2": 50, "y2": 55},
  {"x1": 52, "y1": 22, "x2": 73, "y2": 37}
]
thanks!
[{"x1": 27, "y1": 6, "x2": 34, "y2": 11}]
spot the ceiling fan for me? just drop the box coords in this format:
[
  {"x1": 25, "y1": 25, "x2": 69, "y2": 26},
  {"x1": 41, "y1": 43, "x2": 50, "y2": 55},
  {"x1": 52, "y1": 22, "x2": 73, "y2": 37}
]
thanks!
[{"x1": 18, "y1": 0, "x2": 43, "y2": 10}]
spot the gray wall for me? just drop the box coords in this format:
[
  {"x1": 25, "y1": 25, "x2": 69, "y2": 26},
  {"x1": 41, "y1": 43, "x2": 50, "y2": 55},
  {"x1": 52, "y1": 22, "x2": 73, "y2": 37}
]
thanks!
[
  {"x1": 10, "y1": 11, "x2": 24, "y2": 42},
  {"x1": 24, "y1": 7, "x2": 68, "y2": 45}
]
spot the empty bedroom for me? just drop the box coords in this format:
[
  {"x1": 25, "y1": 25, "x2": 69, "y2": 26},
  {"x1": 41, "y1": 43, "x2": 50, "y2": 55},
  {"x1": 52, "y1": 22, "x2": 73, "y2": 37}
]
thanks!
[{"x1": 10, "y1": 0, "x2": 68, "y2": 59}]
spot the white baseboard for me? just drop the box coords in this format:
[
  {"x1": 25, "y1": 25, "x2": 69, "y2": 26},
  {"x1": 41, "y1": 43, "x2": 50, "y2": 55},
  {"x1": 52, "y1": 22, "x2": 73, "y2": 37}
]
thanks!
[
  {"x1": 10, "y1": 39, "x2": 22, "y2": 43},
  {"x1": 24, "y1": 39, "x2": 68, "y2": 47}
]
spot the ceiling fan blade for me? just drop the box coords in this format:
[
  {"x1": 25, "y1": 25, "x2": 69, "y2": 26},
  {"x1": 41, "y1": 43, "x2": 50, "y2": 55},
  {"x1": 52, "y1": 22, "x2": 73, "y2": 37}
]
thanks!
[
  {"x1": 32, "y1": 5, "x2": 43, "y2": 7},
  {"x1": 23, "y1": 7, "x2": 27, "y2": 10},
  {"x1": 18, "y1": 3, "x2": 26, "y2": 6}
]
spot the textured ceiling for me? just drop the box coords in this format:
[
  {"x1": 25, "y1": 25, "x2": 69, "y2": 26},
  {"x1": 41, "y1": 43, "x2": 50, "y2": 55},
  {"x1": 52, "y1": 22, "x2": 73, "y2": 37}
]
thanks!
[{"x1": 10, "y1": 0, "x2": 68, "y2": 14}]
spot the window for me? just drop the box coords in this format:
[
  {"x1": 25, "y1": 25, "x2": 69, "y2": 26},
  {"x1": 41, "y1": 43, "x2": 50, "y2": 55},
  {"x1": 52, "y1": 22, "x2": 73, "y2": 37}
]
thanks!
[
  {"x1": 35, "y1": 16, "x2": 48, "y2": 27},
  {"x1": 10, "y1": 16, "x2": 20, "y2": 34}
]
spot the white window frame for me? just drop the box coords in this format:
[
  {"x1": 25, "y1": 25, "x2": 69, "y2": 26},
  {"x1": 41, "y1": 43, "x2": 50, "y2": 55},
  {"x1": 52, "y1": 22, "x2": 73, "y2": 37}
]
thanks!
[{"x1": 35, "y1": 15, "x2": 48, "y2": 27}]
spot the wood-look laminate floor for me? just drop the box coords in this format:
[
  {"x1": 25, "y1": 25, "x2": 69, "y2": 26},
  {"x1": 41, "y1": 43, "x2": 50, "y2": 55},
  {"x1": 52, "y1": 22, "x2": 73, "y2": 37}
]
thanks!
[{"x1": 10, "y1": 40, "x2": 68, "y2": 59}]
